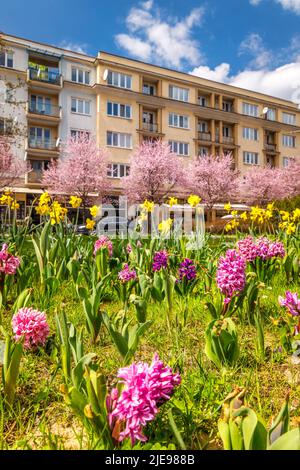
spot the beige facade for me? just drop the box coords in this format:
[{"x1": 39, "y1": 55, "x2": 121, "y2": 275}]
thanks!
[{"x1": 0, "y1": 32, "x2": 300, "y2": 204}]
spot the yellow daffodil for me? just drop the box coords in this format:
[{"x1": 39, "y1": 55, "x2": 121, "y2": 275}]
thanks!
[
  {"x1": 292, "y1": 208, "x2": 300, "y2": 222},
  {"x1": 86, "y1": 218, "x2": 96, "y2": 230},
  {"x1": 140, "y1": 200, "x2": 155, "y2": 213},
  {"x1": 279, "y1": 210, "x2": 290, "y2": 222},
  {"x1": 224, "y1": 202, "x2": 231, "y2": 212},
  {"x1": 231, "y1": 210, "x2": 238, "y2": 217},
  {"x1": 225, "y1": 219, "x2": 239, "y2": 232},
  {"x1": 158, "y1": 218, "x2": 173, "y2": 233},
  {"x1": 188, "y1": 195, "x2": 201, "y2": 208},
  {"x1": 168, "y1": 197, "x2": 178, "y2": 207},
  {"x1": 10, "y1": 201, "x2": 20, "y2": 210},
  {"x1": 69, "y1": 196, "x2": 82, "y2": 209},
  {"x1": 89, "y1": 205, "x2": 99, "y2": 218},
  {"x1": 39, "y1": 192, "x2": 51, "y2": 206},
  {"x1": 286, "y1": 224, "x2": 296, "y2": 235},
  {"x1": 240, "y1": 211, "x2": 248, "y2": 221}
]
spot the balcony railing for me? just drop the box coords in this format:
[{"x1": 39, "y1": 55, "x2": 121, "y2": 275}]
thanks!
[
  {"x1": 198, "y1": 131, "x2": 211, "y2": 141},
  {"x1": 28, "y1": 170, "x2": 42, "y2": 183},
  {"x1": 264, "y1": 142, "x2": 277, "y2": 151},
  {"x1": 28, "y1": 137, "x2": 59, "y2": 151},
  {"x1": 222, "y1": 136, "x2": 234, "y2": 144},
  {"x1": 28, "y1": 68, "x2": 62, "y2": 86},
  {"x1": 28, "y1": 103, "x2": 61, "y2": 118},
  {"x1": 142, "y1": 122, "x2": 158, "y2": 133}
]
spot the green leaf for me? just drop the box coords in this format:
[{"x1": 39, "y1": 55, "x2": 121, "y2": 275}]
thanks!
[{"x1": 269, "y1": 428, "x2": 300, "y2": 450}]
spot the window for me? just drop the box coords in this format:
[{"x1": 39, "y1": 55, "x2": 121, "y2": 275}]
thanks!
[
  {"x1": 169, "y1": 140, "x2": 189, "y2": 156},
  {"x1": 71, "y1": 98, "x2": 91, "y2": 115},
  {"x1": 243, "y1": 127, "x2": 259, "y2": 141},
  {"x1": 70, "y1": 129, "x2": 90, "y2": 139},
  {"x1": 198, "y1": 96, "x2": 207, "y2": 107},
  {"x1": 143, "y1": 83, "x2": 156, "y2": 95},
  {"x1": 199, "y1": 147, "x2": 209, "y2": 157},
  {"x1": 223, "y1": 101, "x2": 233, "y2": 112},
  {"x1": 198, "y1": 121, "x2": 208, "y2": 133},
  {"x1": 107, "y1": 163, "x2": 130, "y2": 179},
  {"x1": 107, "y1": 101, "x2": 132, "y2": 119},
  {"x1": 168, "y1": 113, "x2": 189, "y2": 129},
  {"x1": 30, "y1": 95, "x2": 52, "y2": 114},
  {"x1": 243, "y1": 151, "x2": 259, "y2": 165},
  {"x1": 266, "y1": 108, "x2": 276, "y2": 121},
  {"x1": 30, "y1": 160, "x2": 50, "y2": 172},
  {"x1": 243, "y1": 102, "x2": 259, "y2": 117},
  {"x1": 169, "y1": 85, "x2": 189, "y2": 102},
  {"x1": 282, "y1": 134, "x2": 296, "y2": 148},
  {"x1": 29, "y1": 127, "x2": 52, "y2": 148},
  {"x1": 107, "y1": 71, "x2": 132, "y2": 89},
  {"x1": 283, "y1": 157, "x2": 293, "y2": 168},
  {"x1": 0, "y1": 118, "x2": 13, "y2": 135},
  {"x1": 282, "y1": 112, "x2": 296, "y2": 125},
  {"x1": 71, "y1": 67, "x2": 90, "y2": 85},
  {"x1": 223, "y1": 126, "x2": 232, "y2": 138},
  {"x1": 106, "y1": 131, "x2": 132, "y2": 149},
  {"x1": 0, "y1": 50, "x2": 13, "y2": 68}
]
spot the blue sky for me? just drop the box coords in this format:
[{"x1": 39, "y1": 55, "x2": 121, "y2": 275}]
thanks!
[{"x1": 2, "y1": 0, "x2": 300, "y2": 100}]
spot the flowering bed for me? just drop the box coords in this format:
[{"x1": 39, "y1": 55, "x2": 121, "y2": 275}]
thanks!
[{"x1": 0, "y1": 195, "x2": 300, "y2": 450}]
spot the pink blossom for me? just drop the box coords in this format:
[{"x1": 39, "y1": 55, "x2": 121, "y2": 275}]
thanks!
[
  {"x1": 0, "y1": 136, "x2": 29, "y2": 191},
  {"x1": 126, "y1": 243, "x2": 132, "y2": 254},
  {"x1": 109, "y1": 354, "x2": 181, "y2": 445},
  {"x1": 217, "y1": 249, "x2": 246, "y2": 303},
  {"x1": 237, "y1": 236, "x2": 285, "y2": 262},
  {"x1": 118, "y1": 264, "x2": 137, "y2": 283},
  {"x1": 12, "y1": 307, "x2": 50, "y2": 349},
  {"x1": 279, "y1": 291, "x2": 300, "y2": 317},
  {"x1": 0, "y1": 244, "x2": 20, "y2": 275},
  {"x1": 94, "y1": 235, "x2": 113, "y2": 257},
  {"x1": 237, "y1": 236, "x2": 259, "y2": 262}
]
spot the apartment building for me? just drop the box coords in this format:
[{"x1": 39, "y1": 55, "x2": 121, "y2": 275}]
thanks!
[{"x1": 1, "y1": 31, "x2": 300, "y2": 210}]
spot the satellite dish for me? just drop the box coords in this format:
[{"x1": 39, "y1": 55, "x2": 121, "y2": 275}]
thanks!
[
  {"x1": 103, "y1": 69, "x2": 108, "y2": 81},
  {"x1": 55, "y1": 137, "x2": 60, "y2": 147},
  {"x1": 262, "y1": 107, "x2": 269, "y2": 115}
]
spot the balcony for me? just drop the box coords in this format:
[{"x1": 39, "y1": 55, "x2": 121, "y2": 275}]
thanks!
[
  {"x1": 142, "y1": 122, "x2": 158, "y2": 133},
  {"x1": 28, "y1": 103, "x2": 61, "y2": 118},
  {"x1": 27, "y1": 170, "x2": 42, "y2": 184},
  {"x1": 222, "y1": 136, "x2": 234, "y2": 145},
  {"x1": 264, "y1": 142, "x2": 277, "y2": 152},
  {"x1": 27, "y1": 67, "x2": 62, "y2": 87},
  {"x1": 28, "y1": 137, "x2": 59, "y2": 151},
  {"x1": 198, "y1": 131, "x2": 211, "y2": 142}
]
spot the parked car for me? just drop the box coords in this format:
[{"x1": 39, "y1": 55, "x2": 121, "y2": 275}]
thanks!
[{"x1": 96, "y1": 216, "x2": 132, "y2": 236}]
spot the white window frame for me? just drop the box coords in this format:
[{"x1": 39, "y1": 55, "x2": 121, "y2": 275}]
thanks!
[
  {"x1": 106, "y1": 131, "x2": 132, "y2": 149},
  {"x1": 107, "y1": 101, "x2": 132, "y2": 119},
  {"x1": 143, "y1": 83, "x2": 156, "y2": 95},
  {"x1": 266, "y1": 108, "x2": 276, "y2": 121},
  {"x1": 243, "y1": 127, "x2": 259, "y2": 141},
  {"x1": 71, "y1": 66, "x2": 90, "y2": 85},
  {"x1": 169, "y1": 140, "x2": 189, "y2": 157},
  {"x1": 169, "y1": 85, "x2": 189, "y2": 102},
  {"x1": 107, "y1": 71, "x2": 132, "y2": 90},
  {"x1": 70, "y1": 129, "x2": 91, "y2": 139},
  {"x1": 198, "y1": 96, "x2": 207, "y2": 107},
  {"x1": 107, "y1": 163, "x2": 130, "y2": 179},
  {"x1": 168, "y1": 113, "x2": 189, "y2": 129},
  {"x1": 71, "y1": 97, "x2": 91, "y2": 115},
  {"x1": 283, "y1": 157, "x2": 293, "y2": 168},
  {"x1": 243, "y1": 151, "x2": 259, "y2": 165},
  {"x1": 198, "y1": 146, "x2": 209, "y2": 157},
  {"x1": 242, "y1": 102, "x2": 259, "y2": 117},
  {"x1": 0, "y1": 49, "x2": 14, "y2": 68},
  {"x1": 282, "y1": 112, "x2": 296, "y2": 125},
  {"x1": 282, "y1": 134, "x2": 296, "y2": 148}
]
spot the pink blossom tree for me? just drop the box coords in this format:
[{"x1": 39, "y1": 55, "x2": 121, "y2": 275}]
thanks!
[
  {"x1": 42, "y1": 134, "x2": 110, "y2": 214},
  {"x1": 239, "y1": 162, "x2": 300, "y2": 205},
  {"x1": 0, "y1": 137, "x2": 28, "y2": 191},
  {"x1": 123, "y1": 140, "x2": 186, "y2": 203},
  {"x1": 187, "y1": 154, "x2": 239, "y2": 210}
]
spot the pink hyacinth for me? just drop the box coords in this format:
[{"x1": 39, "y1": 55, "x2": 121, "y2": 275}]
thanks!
[
  {"x1": 279, "y1": 291, "x2": 300, "y2": 317},
  {"x1": 237, "y1": 236, "x2": 260, "y2": 262},
  {"x1": 126, "y1": 243, "x2": 132, "y2": 254},
  {"x1": 0, "y1": 243, "x2": 20, "y2": 275},
  {"x1": 93, "y1": 235, "x2": 113, "y2": 257},
  {"x1": 237, "y1": 236, "x2": 285, "y2": 262},
  {"x1": 217, "y1": 249, "x2": 246, "y2": 303},
  {"x1": 12, "y1": 307, "x2": 50, "y2": 349},
  {"x1": 108, "y1": 353, "x2": 181, "y2": 446},
  {"x1": 118, "y1": 264, "x2": 137, "y2": 283}
]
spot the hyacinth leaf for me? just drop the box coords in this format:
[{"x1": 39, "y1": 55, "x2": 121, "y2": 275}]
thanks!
[
  {"x1": 251, "y1": 420, "x2": 268, "y2": 450},
  {"x1": 39, "y1": 220, "x2": 51, "y2": 259},
  {"x1": 68, "y1": 324, "x2": 83, "y2": 364},
  {"x1": 72, "y1": 353, "x2": 97, "y2": 389},
  {"x1": 218, "y1": 421, "x2": 231, "y2": 450},
  {"x1": 206, "y1": 302, "x2": 218, "y2": 320},
  {"x1": 4, "y1": 341, "x2": 23, "y2": 405},
  {"x1": 67, "y1": 387, "x2": 87, "y2": 417},
  {"x1": 268, "y1": 428, "x2": 300, "y2": 450},
  {"x1": 168, "y1": 409, "x2": 187, "y2": 450},
  {"x1": 32, "y1": 238, "x2": 44, "y2": 279},
  {"x1": 268, "y1": 396, "x2": 290, "y2": 444},
  {"x1": 229, "y1": 420, "x2": 244, "y2": 450},
  {"x1": 12, "y1": 288, "x2": 32, "y2": 314},
  {"x1": 242, "y1": 409, "x2": 258, "y2": 450}
]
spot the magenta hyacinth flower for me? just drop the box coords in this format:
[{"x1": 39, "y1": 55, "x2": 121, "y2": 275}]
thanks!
[
  {"x1": 217, "y1": 249, "x2": 246, "y2": 303},
  {"x1": 237, "y1": 236, "x2": 260, "y2": 262},
  {"x1": 126, "y1": 243, "x2": 132, "y2": 254},
  {"x1": 178, "y1": 258, "x2": 197, "y2": 282},
  {"x1": 0, "y1": 243, "x2": 20, "y2": 275},
  {"x1": 12, "y1": 307, "x2": 50, "y2": 350},
  {"x1": 93, "y1": 235, "x2": 113, "y2": 257},
  {"x1": 257, "y1": 237, "x2": 285, "y2": 260},
  {"x1": 152, "y1": 250, "x2": 168, "y2": 272},
  {"x1": 118, "y1": 264, "x2": 137, "y2": 283},
  {"x1": 279, "y1": 291, "x2": 300, "y2": 317},
  {"x1": 108, "y1": 353, "x2": 181, "y2": 446}
]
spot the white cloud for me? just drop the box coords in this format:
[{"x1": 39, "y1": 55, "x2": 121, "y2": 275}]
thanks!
[
  {"x1": 190, "y1": 61, "x2": 300, "y2": 103},
  {"x1": 239, "y1": 33, "x2": 272, "y2": 69},
  {"x1": 115, "y1": 1, "x2": 205, "y2": 68},
  {"x1": 58, "y1": 40, "x2": 88, "y2": 54},
  {"x1": 250, "y1": 0, "x2": 300, "y2": 14}
]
